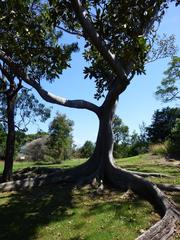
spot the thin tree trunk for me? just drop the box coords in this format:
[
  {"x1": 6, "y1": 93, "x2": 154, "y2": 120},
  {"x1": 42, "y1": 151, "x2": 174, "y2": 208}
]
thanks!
[{"x1": 2, "y1": 93, "x2": 16, "y2": 182}]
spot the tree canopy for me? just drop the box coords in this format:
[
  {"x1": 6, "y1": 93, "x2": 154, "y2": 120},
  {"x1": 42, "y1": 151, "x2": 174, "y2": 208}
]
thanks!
[
  {"x1": 0, "y1": 0, "x2": 77, "y2": 81},
  {"x1": 0, "y1": 88, "x2": 50, "y2": 131},
  {"x1": 155, "y1": 56, "x2": 180, "y2": 102},
  {"x1": 146, "y1": 107, "x2": 180, "y2": 143},
  {"x1": 80, "y1": 140, "x2": 95, "y2": 158},
  {"x1": 112, "y1": 115, "x2": 129, "y2": 144},
  {"x1": 48, "y1": 113, "x2": 74, "y2": 161}
]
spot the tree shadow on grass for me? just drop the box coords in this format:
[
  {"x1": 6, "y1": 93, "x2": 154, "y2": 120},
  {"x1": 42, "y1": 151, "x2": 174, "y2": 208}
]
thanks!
[{"x1": 0, "y1": 184, "x2": 75, "y2": 240}]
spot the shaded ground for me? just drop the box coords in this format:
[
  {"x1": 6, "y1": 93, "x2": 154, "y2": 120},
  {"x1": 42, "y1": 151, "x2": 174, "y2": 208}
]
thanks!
[
  {"x1": 0, "y1": 186, "x2": 159, "y2": 240},
  {"x1": 0, "y1": 153, "x2": 179, "y2": 239}
]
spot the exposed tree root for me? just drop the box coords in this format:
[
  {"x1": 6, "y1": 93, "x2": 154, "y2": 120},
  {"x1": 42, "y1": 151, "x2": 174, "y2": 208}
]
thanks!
[
  {"x1": 128, "y1": 171, "x2": 172, "y2": 178},
  {"x1": 137, "y1": 208, "x2": 180, "y2": 240},
  {"x1": 0, "y1": 163, "x2": 179, "y2": 240},
  {"x1": 105, "y1": 163, "x2": 180, "y2": 240},
  {"x1": 157, "y1": 183, "x2": 180, "y2": 192}
]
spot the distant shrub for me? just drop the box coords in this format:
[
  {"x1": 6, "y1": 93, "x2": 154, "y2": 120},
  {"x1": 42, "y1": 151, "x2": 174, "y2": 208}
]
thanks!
[
  {"x1": 43, "y1": 155, "x2": 58, "y2": 163},
  {"x1": 79, "y1": 141, "x2": 95, "y2": 158},
  {"x1": 113, "y1": 143, "x2": 129, "y2": 159},
  {"x1": 113, "y1": 139, "x2": 148, "y2": 159},
  {"x1": 166, "y1": 118, "x2": 180, "y2": 159},
  {"x1": 149, "y1": 143, "x2": 167, "y2": 156}
]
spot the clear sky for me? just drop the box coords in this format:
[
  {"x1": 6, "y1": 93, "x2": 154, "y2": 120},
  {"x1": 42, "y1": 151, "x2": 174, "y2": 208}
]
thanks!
[{"x1": 28, "y1": 3, "x2": 180, "y2": 147}]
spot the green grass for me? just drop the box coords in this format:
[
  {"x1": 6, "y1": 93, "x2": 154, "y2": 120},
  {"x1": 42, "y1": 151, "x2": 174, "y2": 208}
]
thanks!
[
  {"x1": 0, "y1": 158, "x2": 85, "y2": 174},
  {"x1": 0, "y1": 186, "x2": 159, "y2": 240},
  {"x1": 0, "y1": 154, "x2": 179, "y2": 240},
  {"x1": 116, "y1": 154, "x2": 180, "y2": 184}
]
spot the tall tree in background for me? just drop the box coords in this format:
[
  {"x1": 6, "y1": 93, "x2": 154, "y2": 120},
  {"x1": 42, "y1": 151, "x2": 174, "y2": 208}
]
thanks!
[
  {"x1": 0, "y1": 0, "x2": 77, "y2": 181},
  {"x1": 155, "y1": 56, "x2": 180, "y2": 102},
  {"x1": 0, "y1": 123, "x2": 6, "y2": 159},
  {"x1": 112, "y1": 115, "x2": 129, "y2": 145},
  {"x1": 0, "y1": 73, "x2": 51, "y2": 181},
  {"x1": 0, "y1": 1, "x2": 180, "y2": 238},
  {"x1": 48, "y1": 113, "x2": 74, "y2": 161},
  {"x1": 112, "y1": 115, "x2": 129, "y2": 158}
]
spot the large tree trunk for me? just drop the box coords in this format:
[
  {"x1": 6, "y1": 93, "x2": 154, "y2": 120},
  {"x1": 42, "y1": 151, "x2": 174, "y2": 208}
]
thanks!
[{"x1": 2, "y1": 93, "x2": 16, "y2": 182}]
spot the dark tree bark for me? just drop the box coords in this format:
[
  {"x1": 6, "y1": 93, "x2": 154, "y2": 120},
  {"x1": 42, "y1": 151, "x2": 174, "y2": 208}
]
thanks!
[{"x1": 2, "y1": 85, "x2": 17, "y2": 182}]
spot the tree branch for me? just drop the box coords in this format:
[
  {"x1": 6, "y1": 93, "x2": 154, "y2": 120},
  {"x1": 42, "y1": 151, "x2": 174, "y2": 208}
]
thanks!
[
  {"x1": 0, "y1": 118, "x2": 24, "y2": 131},
  {"x1": 0, "y1": 50, "x2": 100, "y2": 116},
  {"x1": 0, "y1": 63, "x2": 12, "y2": 81},
  {"x1": 57, "y1": 26, "x2": 83, "y2": 37},
  {"x1": 71, "y1": 0, "x2": 128, "y2": 83}
]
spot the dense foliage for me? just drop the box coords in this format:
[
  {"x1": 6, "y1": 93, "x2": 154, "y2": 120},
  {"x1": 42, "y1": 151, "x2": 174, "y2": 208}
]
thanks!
[
  {"x1": 48, "y1": 113, "x2": 74, "y2": 161},
  {"x1": 0, "y1": 0, "x2": 77, "y2": 81},
  {"x1": 112, "y1": 117, "x2": 148, "y2": 158},
  {"x1": 49, "y1": 0, "x2": 177, "y2": 99},
  {"x1": 167, "y1": 118, "x2": 180, "y2": 158},
  {"x1": 112, "y1": 115, "x2": 129, "y2": 144},
  {"x1": 79, "y1": 140, "x2": 95, "y2": 158},
  {"x1": 146, "y1": 107, "x2": 180, "y2": 143}
]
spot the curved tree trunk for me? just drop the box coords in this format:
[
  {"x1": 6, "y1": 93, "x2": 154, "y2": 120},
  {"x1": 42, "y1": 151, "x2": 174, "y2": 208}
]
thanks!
[{"x1": 88, "y1": 102, "x2": 180, "y2": 239}]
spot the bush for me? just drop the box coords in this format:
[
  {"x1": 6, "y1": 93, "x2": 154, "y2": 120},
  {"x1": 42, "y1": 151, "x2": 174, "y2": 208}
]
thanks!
[
  {"x1": 113, "y1": 143, "x2": 129, "y2": 159},
  {"x1": 167, "y1": 118, "x2": 180, "y2": 159},
  {"x1": 149, "y1": 143, "x2": 167, "y2": 156},
  {"x1": 113, "y1": 141, "x2": 148, "y2": 159}
]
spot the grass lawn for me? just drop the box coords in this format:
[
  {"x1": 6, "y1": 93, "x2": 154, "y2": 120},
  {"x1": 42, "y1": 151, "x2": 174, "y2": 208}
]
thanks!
[
  {"x1": 0, "y1": 154, "x2": 179, "y2": 240},
  {"x1": 0, "y1": 185, "x2": 159, "y2": 240},
  {"x1": 0, "y1": 158, "x2": 86, "y2": 174}
]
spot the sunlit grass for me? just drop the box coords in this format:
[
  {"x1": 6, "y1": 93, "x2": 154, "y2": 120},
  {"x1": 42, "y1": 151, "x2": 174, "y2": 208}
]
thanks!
[
  {"x1": 116, "y1": 154, "x2": 180, "y2": 183},
  {"x1": 0, "y1": 159, "x2": 85, "y2": 174}
]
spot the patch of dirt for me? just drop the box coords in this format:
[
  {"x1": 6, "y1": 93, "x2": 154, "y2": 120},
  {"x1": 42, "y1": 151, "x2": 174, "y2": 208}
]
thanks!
[{"x1": 147, "y1": 154, "x2": 180, "y2": 167}]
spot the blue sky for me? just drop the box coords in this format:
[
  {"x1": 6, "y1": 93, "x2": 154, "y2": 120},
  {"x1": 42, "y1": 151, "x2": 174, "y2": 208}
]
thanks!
[{"x1": 28, "y1": 4, "x2": 180, "y2": 146}]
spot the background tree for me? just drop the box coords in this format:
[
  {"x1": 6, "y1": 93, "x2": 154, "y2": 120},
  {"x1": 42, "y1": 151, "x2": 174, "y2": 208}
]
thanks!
[
  {"x1": 112, "y1": 116, "x2": 148, "y2": 158},
  {"x1": 80, "y1": 140, "x2": 95, "y2": 158},
  {"x1": 0, "y1": 0, "x2": 77, "y2": 181},
  {"x1": 48, "y1": 113, "x2": 74, "y2": 162},
  {"x1": 112, "y1": 115, "x2": 129, "y2": 158},
  {"x1": 155, "y1": 56, "x2": 180, "y2": 102},
  {"x1": 146, "y1": 107, "x2": 180, "y2": 143},
  {"x1": 0, "y1": 123, "x2": 6, "y2": 160},
  {"x1": 112, "y1": 115, "x2": 129, "y2": 145},
  {"x1": 128, "y1": 131, "x2": 148, "y2": 157},
  {"x1": 0, "y1": 83, "x2": 50, "y2": 181}
]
